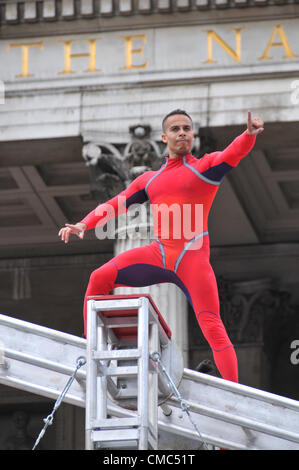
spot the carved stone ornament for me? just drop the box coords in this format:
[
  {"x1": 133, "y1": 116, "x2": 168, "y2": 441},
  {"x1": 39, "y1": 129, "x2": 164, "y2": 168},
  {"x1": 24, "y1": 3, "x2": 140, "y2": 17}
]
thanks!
[
  {"x1": 82, "y1": 141, "x2": 129, "y2": 202},
  {"x1": 82, "y1": 125, "x2": 164, "y2": 201},
  {"x1": 123, "y1": 125, "x2": 162, "y2": 177}
]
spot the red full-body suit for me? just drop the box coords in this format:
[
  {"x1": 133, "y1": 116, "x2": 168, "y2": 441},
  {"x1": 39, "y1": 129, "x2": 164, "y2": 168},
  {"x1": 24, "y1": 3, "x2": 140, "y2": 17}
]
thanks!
[{"x1": 80, "y1": 130, "x2": 256, "y2": 382}]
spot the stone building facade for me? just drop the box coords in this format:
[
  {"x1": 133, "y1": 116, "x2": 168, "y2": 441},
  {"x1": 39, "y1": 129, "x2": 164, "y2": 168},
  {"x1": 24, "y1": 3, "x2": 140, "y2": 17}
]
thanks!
[{"x1": 0, "y1": 0, "x2": 299, "y2": 449}]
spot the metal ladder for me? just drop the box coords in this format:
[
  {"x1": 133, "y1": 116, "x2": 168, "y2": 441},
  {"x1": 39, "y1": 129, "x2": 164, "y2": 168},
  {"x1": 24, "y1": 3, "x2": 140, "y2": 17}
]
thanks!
[
  {"x1": 85, "y1": 295, "x2": 161, "y2": 450},
  {"x1": 1, "y1": 303, "x2": 299, "y2": 450}
]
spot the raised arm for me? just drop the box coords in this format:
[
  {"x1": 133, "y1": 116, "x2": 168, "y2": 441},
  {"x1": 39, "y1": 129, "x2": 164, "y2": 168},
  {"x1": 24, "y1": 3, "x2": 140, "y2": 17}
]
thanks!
[
  {"x1": 58, "y1": 171, "x2": 151, "y2": 243},
  {"x1": 198, "y1": 111, "x2": 264, "y2": 183}
]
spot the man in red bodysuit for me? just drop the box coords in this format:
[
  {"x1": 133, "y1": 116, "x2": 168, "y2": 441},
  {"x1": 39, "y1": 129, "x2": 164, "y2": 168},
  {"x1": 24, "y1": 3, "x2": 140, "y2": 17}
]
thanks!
[{"x1": 58, "y1": 109, "x2": 264, "y2": 383}]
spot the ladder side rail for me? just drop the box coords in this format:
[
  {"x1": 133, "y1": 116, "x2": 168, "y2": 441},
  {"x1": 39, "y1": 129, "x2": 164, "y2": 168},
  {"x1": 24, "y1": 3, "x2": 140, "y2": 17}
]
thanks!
[
  {"x1": 180, "y1": 370, "x2": 299, "y2": 438},
  {"x1": 183, "y1": 368, "x2": 299, "y2": 412},
  {"x1": 4, "y1": 347, "x2": 86, "y2": 381},
  {"x1": 148, "y1": 320, "x2": 159, "y2": 448},
  {"x1": 0, "y1": 313, "x2": 86, "y2": 348},
  {"x1": 85, "y1": 300, "x2": 98, "y2": 450},
  {"x1": 0, "y1": 373, "x2": 85, "y2": 407},
  {"x1": 97, "y1": 310, "x2": 108, "y2": 424},
  {"x1": 157, "y1": 419, "x2": 248, "y2": 450},
  {"x1": 167, "y1": 395, "x2": 299, "y2": 445},
  {"x1": 137, "y1": 297, "x2": 150, "y2": 450}
]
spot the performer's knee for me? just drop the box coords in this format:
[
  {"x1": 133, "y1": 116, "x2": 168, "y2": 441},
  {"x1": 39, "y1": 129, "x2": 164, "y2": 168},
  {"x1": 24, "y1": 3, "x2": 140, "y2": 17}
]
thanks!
[
  {"x1": 83, "y1": 261, "x2": 118, "y2": 337},
  {"x1": 87, "y1": 261, "x2": 118, "y2": 295}
]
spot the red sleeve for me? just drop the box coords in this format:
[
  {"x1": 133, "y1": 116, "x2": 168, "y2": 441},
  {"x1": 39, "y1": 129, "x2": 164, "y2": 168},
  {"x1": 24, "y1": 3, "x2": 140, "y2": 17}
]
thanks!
[
  {"x1": 80, "y1": 172, "x2": 151, "y2": 231},
  {"x1": 206, "y1": 130, "x2": 256, "y2": 168},
  {"x1": 195, "y1": 130, "x2": 256, "y2": 183}
]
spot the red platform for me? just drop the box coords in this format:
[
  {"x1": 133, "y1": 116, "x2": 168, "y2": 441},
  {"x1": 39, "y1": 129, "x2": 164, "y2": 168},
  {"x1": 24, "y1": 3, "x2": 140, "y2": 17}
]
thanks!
[{"x1": 87, "y1": 294, "x2": 172, "y2": 340}]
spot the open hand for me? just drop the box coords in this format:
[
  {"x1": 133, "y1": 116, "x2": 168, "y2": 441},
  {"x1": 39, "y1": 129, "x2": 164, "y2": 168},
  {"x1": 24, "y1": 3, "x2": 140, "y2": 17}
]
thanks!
[
  {"x1": 58, "y1": 222, "x2": 86, "y2": 244},
  {"x1": 247, "y1": 110, "x2": 264, "y2": 136}
]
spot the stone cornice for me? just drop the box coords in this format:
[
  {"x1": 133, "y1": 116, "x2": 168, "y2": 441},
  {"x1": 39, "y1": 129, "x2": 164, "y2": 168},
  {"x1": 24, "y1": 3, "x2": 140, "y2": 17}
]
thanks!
[{"x1": 0, "y1": 0, "x2": 299, "y2": 39}]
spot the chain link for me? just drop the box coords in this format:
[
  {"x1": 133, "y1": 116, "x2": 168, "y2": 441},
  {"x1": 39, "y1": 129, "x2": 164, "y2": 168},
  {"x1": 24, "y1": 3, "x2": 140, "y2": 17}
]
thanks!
[
  {"x1": 32, "y1": 356, "x2": 86, "y2": 450},
  {"x1": 150, "y1": 352, "x2": 209, "y2": 450}
]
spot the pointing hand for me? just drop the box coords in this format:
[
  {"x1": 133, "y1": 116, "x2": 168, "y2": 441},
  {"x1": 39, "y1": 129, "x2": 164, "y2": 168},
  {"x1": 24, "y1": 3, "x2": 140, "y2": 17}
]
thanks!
[{"x1": 247, "y1": 110, "x2": 264, "y2": 136}]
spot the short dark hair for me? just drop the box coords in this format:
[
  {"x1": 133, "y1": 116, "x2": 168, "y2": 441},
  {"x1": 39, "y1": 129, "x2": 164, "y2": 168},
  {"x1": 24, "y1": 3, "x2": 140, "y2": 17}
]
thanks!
[{"x1": 162, "y1": 109, "x2": 193, "y2": 132}]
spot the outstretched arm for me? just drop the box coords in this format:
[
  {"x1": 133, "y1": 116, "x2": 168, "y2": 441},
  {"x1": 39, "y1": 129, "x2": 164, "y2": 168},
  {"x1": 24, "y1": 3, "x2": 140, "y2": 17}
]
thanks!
[{"x1": 58, "y1": 172, "x2": 150, "y2": 243}]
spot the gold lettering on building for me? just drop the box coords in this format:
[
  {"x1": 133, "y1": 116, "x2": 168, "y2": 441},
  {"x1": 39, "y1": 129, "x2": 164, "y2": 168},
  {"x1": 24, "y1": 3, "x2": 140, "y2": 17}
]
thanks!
[
  {"x1": 120, "y1": 35, "x2": 148, "y2": 70},
  {"x1": 4, "y1": 24, "x2": 299, "y2": 80},
  {"x1": 258, "y1": 24, "x2": 298, "y2": 60},
  {"x1": 202, "y1": 28, "x2": 245, "y2": 64},
  {"x1": 58, "y1": 38, "x2": 101, "y2": 74},
  {"x1": 6, "y1": 41, "x2": 44, "y2": 78}
]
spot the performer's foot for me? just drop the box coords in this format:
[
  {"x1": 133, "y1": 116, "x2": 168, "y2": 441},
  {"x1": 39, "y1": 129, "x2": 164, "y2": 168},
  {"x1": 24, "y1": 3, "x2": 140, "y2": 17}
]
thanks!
[{"x1": 195, "y1": 359, "x2": 216, "y2": 375}]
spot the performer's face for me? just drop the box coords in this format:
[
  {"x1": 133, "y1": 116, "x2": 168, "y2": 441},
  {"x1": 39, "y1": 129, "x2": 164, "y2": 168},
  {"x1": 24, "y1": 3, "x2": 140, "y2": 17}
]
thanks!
[{"x1": 162, "y1": 114, "x2": 194, "y2": 158}]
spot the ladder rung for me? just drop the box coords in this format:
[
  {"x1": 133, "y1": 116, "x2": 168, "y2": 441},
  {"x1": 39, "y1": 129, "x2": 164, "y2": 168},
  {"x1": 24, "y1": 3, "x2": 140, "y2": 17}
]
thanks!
[
  {"x1": 105, "y1": 365, "x2": 138, "y2": 377},
  {"x1": 95, "y1": 439, "x2": 138, "y2": 449},
  {"x1": 102, "y1": 316, "x2": 138, "y2": 328},
  {"x1": 92, "y1": 428, "x2": 139, "y2": 443},
  {"x1": 92, "y1": 417, "x2": 140, "y2": 429},
  {"x1": 93, "y1": 348, "x2": 141, "y2": 361}
]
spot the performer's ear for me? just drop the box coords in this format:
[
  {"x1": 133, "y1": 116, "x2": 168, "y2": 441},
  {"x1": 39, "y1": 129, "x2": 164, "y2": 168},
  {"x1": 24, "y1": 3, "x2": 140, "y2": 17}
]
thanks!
[{"x1": 161, "y1": 133, "x2": 167, "y2": 144}]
